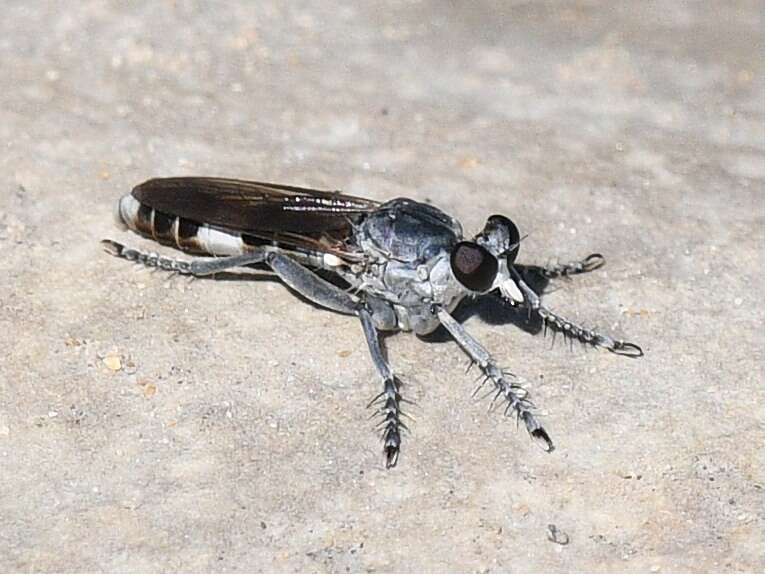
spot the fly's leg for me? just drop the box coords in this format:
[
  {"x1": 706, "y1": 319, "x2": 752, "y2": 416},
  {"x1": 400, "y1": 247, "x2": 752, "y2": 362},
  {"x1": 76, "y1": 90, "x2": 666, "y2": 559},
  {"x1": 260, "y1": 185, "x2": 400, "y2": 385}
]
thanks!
[
  {"x1": 359, "y1": 307, "x2": 407, "y2": 468},
  {"x1": 102, "y1": 239, "x2": 268, "y2": 275},
  {"x1": 102, "y1": 239, "x2": 360, "y2": 315},
  {"x1": 435, "y1": 306, "x2": 554, "y2": 452},
  {"x1": 511, "y1": 270, "x2": 643, "y2": 357},
  {"x1": 265, "y1": 252, "x2": 359, "y2": 315},
  {"x1": 517, "y1": 253, "x2": 605, "y2": 280}
]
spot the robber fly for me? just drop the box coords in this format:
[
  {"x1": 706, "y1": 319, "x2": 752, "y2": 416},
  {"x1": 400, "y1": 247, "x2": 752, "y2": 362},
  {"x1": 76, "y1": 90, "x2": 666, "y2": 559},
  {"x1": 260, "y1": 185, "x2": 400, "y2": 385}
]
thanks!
[{"x1": 103, "y1": 177, "x2": 642, "y2": 467}]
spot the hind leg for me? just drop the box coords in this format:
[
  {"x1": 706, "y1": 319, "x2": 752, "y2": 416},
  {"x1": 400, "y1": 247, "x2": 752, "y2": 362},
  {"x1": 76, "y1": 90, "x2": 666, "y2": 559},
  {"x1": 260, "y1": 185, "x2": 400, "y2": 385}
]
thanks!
[{"x1": 102, "y1": 239, "x2": 360, "y2": 315}]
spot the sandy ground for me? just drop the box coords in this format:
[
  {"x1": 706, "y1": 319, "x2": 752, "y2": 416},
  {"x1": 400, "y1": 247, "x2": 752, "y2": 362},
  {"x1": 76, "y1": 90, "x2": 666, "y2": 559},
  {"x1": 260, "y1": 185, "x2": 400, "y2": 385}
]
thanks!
[{"x1": 1, "y1": 1, "x2": 764, "y2": 572}]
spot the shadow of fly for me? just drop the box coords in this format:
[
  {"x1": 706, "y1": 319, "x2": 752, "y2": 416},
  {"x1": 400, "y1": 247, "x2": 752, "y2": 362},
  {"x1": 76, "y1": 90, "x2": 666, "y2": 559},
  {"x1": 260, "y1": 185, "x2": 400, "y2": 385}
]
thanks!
[{"x1": 103, "y1": 177, "x2": 642, "y2": 467}]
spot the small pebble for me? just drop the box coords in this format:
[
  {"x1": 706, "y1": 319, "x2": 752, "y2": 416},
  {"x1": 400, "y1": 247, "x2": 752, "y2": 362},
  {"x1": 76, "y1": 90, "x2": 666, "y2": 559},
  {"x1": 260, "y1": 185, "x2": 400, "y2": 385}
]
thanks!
[
  {"x1": 103, "y1": 355, "x2": 122, "y2": 371},
  {"x1": 512, "y1": 503, "x2": 530, "y2": 516},
  {"x1": 547, "y1": 524, "x2": 569, "y2": 545},
  {"x1": 459, "y1": 157, "x2": 479, "y2": 169}
]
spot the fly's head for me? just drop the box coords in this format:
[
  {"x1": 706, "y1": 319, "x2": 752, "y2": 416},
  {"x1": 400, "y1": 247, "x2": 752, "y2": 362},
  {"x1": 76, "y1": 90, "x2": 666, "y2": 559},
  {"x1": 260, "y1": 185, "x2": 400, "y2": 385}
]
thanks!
[{"x1": 448, "y1": 214, "x2": 525, "y2": 303}]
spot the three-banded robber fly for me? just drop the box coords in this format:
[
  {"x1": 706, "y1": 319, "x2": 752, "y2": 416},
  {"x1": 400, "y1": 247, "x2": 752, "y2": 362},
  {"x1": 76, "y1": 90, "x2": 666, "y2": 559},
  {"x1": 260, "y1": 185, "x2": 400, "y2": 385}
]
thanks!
[{"x1": 103, "y1": 177, "x2": 643, "y2": 468}]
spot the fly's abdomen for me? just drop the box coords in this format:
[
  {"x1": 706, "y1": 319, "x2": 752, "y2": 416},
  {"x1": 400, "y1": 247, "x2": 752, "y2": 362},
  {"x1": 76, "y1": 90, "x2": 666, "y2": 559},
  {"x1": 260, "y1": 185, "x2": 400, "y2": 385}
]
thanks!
[{"x1": 115, "y1": 194, "x2": 256, "y2": 256}]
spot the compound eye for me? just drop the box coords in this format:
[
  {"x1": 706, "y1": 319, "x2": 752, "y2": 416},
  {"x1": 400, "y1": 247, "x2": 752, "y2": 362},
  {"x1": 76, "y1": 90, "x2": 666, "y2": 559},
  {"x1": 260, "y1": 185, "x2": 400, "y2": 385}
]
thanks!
[
  {"x1": 485, "y1": 214, "x2": 521, "y2": 263},
  {"x1": 450, "y1": 241, "x2": 499, "y2": 292}
]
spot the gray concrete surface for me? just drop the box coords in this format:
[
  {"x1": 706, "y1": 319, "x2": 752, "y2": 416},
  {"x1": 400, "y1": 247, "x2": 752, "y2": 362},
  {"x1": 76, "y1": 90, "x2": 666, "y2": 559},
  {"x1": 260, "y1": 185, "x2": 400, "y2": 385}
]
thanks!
[{"x1": 1, "y1": 1, "x2": 763, "y2": 572}]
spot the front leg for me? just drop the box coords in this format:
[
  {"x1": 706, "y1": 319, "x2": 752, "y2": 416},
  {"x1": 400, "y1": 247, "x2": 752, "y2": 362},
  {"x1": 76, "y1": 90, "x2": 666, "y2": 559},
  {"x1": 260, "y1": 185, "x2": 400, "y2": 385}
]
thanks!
[
  {"x1": 517, "y1": 253, "x2": 605, "y2": 280},
  {"x1": 435, "y1": 307, "x2": 554, "y2": 452},
  {"x1": 359, "y1": 307, "x2": 407, "y2": 468},
  {"x1": 509, "y1": 269, "x2": 643, "y2": 357}
]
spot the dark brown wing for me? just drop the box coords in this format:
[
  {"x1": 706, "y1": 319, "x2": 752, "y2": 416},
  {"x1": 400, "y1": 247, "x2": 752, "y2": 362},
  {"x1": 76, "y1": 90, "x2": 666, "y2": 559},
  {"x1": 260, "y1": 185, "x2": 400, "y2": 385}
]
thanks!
[{"x1": 132, "y1": 177, "x2": 379, "y2": 233}]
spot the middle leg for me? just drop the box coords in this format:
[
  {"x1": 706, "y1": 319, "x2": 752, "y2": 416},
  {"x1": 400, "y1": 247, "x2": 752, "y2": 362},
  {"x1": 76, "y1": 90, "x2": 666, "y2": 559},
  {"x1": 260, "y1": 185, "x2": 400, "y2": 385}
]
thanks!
[{"x1": 359, "y1": 307, "x2": 407, "y2": 468}]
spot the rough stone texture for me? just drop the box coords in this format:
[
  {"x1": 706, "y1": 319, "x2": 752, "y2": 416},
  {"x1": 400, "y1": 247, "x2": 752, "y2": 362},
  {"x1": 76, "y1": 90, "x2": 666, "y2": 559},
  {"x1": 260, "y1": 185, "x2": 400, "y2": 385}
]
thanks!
[{"x1": 1, "y1": 2, "x2": 763, "y2": 572}]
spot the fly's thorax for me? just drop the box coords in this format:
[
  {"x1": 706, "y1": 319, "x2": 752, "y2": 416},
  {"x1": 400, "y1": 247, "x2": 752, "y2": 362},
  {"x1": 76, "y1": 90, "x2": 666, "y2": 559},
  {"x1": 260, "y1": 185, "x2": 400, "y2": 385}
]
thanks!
[
  {"x1": 357, "y1": 198, "x2": 462, "y2": 264},
  {"x1": 375, "y1": 259, "x2": 433, "y2": 305},
  {"x1": 354, "y1": 197, "x2": 465, "y2": 307},
  {"x1": 383, "y1": 254, "x2": 466, "y2": 335},
  {"x1": 428, "y1": 255, "x2": 468, "y2": 308}
]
